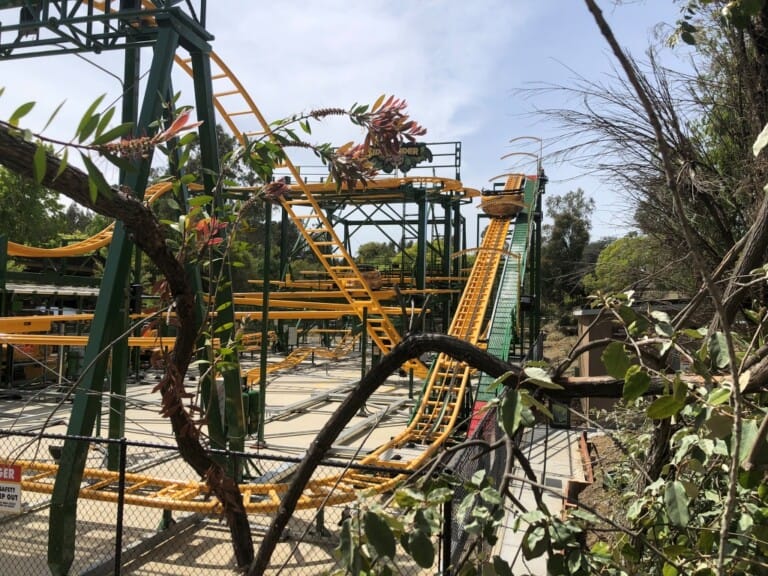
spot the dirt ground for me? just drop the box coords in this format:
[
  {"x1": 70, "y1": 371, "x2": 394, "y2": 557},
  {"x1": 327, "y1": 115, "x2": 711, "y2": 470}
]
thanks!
[
  {"x1": 577, "y1": 433, "x2": 626, "y2": 545},
  {"x1": 543, "y1": 323, "x2": 627, "y2": 542}
]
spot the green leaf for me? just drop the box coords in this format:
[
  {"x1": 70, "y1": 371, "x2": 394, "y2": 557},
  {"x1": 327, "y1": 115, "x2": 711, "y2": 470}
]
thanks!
[
  {"x1": 8, "y1": 101, "x2": 35, "y2": 127},
  {"x1": 97, "y1": 149, "x2": 134, "y2": 173},
  {"x1": 651, "y1": 310, "x2": 670, "y2": 323},
  {"x1": 663, "y1": 562, "x2": 679, "y2": 576},
  {"x1": 32, "y1": 144, "x2": 47, "y2": 185},
  {"x1": 615, "y1": 304, "x2": 636, "y2": 326},
  {"x1": 602, "y1": 341, "x2": 631, "y2": 379},
  {"x1": 54, "y1": 148, "x2": 69, "y2": 181},
  {"x1": 522, "y1": 524, "x2": 548, "y2": 560},
  {"x1": 520, "y1": 391, "x2": 554, "y2": 421},
  {"x1": 520, "y1": 405, "x2": 536, "y2": 427},
  {"x1": 590, "y1": 541, "x2": 612, "y2": 558},
  {"x1": 499, "y1": 390, "x2": 523, "y2": 437},
  {"x1": 738, "y1": 419, "x2": 759, "y2": 465},
  {"x1": 646, "y1": 395, "x2": 685, "y2": 419},
  {"x1": 672, "y1": 376, "x2": 688, "y2": 402},
  {"x1": 78, "y1": 112, "x2": 101, "y2": 144},
  {"x1": 492, "y1": 556, "x2": 513, "y2": 576},
  {"x1": 76, "y1": 94, "x2": 106, "y2": 142},
  {"x1": 697, "y1": 528, "x2": 715, "y2": 554},
  {"x1": 80, "y1": 153, "x2": 112, "y2": 202},
  {"x1": 682, "y1": 328, "x2": 705, "y2": 340},
  {"x1": 425, "y1": 487, "x2": 454, "y2": 506},
  {"x1": 399, "y1": 532, "x2": 410, "y2": 555},
  {"x1": 655, "y1": 321, "x2": 675, "y2": 338},
  {"x1": 566, "y1": 549, "x2": 586, "y2": 574},
  {"x1": 179, "y1": 131, "x2": 197, "y2": 147},
  {"x1": 393, "y1": 487, "x2": 424, "y2": 507},
  {"x1": 623, "y1": 365, "x2": 650, "y2": 403},
  {"x1": 91, "y1": 121, "x2": 133, "y2": 146},
  {"x1": 704, "y1": 412, "x2": 733, "y2": 439},
  {"x1": 42, "y1": 100, "x2": 66, "y2": 132},
  {"x1": 189, "y1": 195, "x2": 214, "y2": 207},
  {"x1": 523, "y1": 366, "x2": 563, "y2": 390},
  {"x1": 94, "y1": 106, "x2": 116, "y2": 139},
  {"x1": 413, "y1": 509, "x2": 432, "y2": 534},
  {"x1": 479, "y1": 485, "x2": 502, "y2": 506},
  {"x1": 706, "y1": 387, "x2": 731, "y2": 406},
  {"x1": 214, "y1": 322, "x2": 235, "y2": 334},
  {"x1": 664, "y1": 481, "x2": 690, "y2": 528},
  {"x1": 707, "y1": 332, "x2": 730, "y2": 369},
  {"x1": 409, "y1": 530, "x2": 434, "y2": 568},
  {"x1": 681, "y1": 30, "x2": 696, "y2": 45},
  {"x1": 364, "y1": 511, "x2": 396, "y2": 559}
]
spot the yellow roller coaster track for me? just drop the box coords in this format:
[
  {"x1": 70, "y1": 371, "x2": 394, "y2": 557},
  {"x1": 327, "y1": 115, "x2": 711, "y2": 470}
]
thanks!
[
  {"x1": 2, "y1": 1, "x2": 526, "y2": 514},
  {"x1": 6, "y1": 181, "x2": 172, "y2": 258},
  {"x1": 172, "y1": 48, "x2": 429, "y2": 378},
  {"x1": 0, "y1": 197, "x2": 517, "y2": 511},
  {"x1": 362, "y1": 215, "x2": 513, "y2": 465}
]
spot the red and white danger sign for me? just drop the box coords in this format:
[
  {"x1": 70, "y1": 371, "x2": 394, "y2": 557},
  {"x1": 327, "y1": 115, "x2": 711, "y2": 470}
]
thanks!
[{"x1": 0, "y1": 464, "x2": 22, "y2": 513}]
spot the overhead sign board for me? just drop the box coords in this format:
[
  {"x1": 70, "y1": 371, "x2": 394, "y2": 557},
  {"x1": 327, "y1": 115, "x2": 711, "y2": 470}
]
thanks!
[{"x1": 369, "y1": 142, "x2": 433, "y2": 174}]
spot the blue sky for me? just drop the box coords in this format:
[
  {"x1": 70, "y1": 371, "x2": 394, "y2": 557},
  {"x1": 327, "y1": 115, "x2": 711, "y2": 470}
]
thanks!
[{"x1": 0, "y1": 1, "x2": 688, "y2": 243}]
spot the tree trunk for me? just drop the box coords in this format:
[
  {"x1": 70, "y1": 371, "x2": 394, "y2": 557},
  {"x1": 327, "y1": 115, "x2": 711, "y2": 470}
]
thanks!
[{"x1": 0, "y1": 123, "x2": 254, "y2": 567}]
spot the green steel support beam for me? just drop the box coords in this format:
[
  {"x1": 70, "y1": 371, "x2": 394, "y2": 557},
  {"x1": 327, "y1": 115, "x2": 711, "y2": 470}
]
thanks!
[
  {"x1": 453, "y1": 205, "x2": 462, "y2": 279},
  {"x1": 0, "y1": 234, "x2": 6, "y2": 294},
  {"x1": 107, "y1": 35, "x2": 141, "y2": 472},
  {"x1": 415, "y1": 190, "x2": 427, "y2": 293},
  {"x1": 48, "y1": 25, "x2": 181, "y2": 576},
  {"x1": 532, "y1": 174, "x2": 545, "y2": 355},
  {"x1": 190, "y1": 48, "x2": 245, "y2": 467},
  {"x1": 361, "y1": 306, "x2": 368, "y2": 380},
  {"x1": 278, "y1": 205, "x2": 289, "y2": 349},
  {"x1": 258, "y1": 203, "x2": 271, "y2": 445},
  {"x1": 441, "y1": 199, "x2": 452, "y2": 329}
]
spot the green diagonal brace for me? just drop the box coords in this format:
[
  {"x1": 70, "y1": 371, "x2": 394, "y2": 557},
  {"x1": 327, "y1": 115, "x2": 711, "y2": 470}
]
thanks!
[{"x1": 47, "y1": 26, "x2": 180, "y2": 576}]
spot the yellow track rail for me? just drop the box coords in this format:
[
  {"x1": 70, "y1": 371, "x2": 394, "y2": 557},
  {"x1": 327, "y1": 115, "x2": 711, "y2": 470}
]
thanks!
[
  {"x1": 171, "y1": 50, "x2": 428, "y2": 378},
  {"x1": 362, "y1": 216, "x2": 512, "y2": 466},
  {"x1": 243, "y1": 331, "x2": 359, "y2": 385},
  {"x1": 3, "y1": 2, "x2": 523, "y2": 514},
  {"x1": 2, "y1": 202, "x2": 516, "y2": 512},
  {"x1": 6, "y1": 181, "x2": 172, "y2": 258},
  {"x1": 2, "y1": 458, "x2": 397, "y2": 513}
]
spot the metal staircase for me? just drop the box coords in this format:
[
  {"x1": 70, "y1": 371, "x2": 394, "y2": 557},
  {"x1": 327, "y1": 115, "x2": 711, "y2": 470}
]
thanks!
[{"x1": 174, "y1": 51, "x2": 428, "y2": 377}]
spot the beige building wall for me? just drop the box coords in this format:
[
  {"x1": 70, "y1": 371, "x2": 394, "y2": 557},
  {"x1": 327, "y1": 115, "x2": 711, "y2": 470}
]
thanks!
[{"x1": 573, "y1": 309, "x2": 619, "y2": 424}]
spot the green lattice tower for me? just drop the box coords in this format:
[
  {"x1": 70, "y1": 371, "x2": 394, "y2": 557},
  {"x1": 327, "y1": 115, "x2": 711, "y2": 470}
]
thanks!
[{"x1": 0, "y1": 3, "x2": 245, "y2": 574}]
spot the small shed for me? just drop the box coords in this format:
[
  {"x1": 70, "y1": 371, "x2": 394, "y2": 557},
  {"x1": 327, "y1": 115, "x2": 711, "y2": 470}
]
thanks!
[{"x1": 572, "y1": 308, "x2": 621, "y2": 423}]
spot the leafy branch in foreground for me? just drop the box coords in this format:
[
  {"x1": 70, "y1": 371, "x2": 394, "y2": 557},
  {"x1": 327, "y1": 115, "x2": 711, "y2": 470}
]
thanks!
[
  {"x1": 261, "y1": 95, "x2": 426, "y2": 190},
  {"x1": 0, "y1": 86, "x2": 429, "y2": 571}
]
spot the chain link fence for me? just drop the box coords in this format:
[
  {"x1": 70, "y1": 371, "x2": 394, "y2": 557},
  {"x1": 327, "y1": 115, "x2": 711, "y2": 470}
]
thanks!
[
  {"x1": 444, "y1": 401, "x2": 507, "y2": 570},
  {"x1": 0, "y1": 429, "x2": 458, "y2": 575}
]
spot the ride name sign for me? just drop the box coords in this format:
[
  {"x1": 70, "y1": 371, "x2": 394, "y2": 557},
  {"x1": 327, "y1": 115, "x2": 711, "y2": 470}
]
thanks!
[{"x1": 0, "y1": 464, "x2": 21, "y2": 513}]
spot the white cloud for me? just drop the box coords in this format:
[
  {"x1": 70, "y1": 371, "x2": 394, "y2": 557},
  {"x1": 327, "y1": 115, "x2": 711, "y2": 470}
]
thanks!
[{"x1": 0, "y1": 1, "x2": 686, "y2": 240}]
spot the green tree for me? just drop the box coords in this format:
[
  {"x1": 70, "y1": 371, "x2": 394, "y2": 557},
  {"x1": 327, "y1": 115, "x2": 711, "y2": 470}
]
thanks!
[
  {"x1": 541, "y1": 188, "x2": 595, "y2": 305},
  {"x1": 582, "y1": 233, "x2": 696, "y2": 297},
  {"x1": 62, "y1": 203, "x2": 96, "y2": 236},
  {"x1": 356, "y1": 241, "x2": 396, "y2": 265},
  {"x1": 0, "y1": 166, "x2": 65, "y2": 245}
]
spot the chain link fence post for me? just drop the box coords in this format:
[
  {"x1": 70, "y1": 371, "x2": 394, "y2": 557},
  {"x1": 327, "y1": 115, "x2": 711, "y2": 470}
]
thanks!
[{"x1": 114, "y1": 436, "x2": 127, "y2": 576}]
